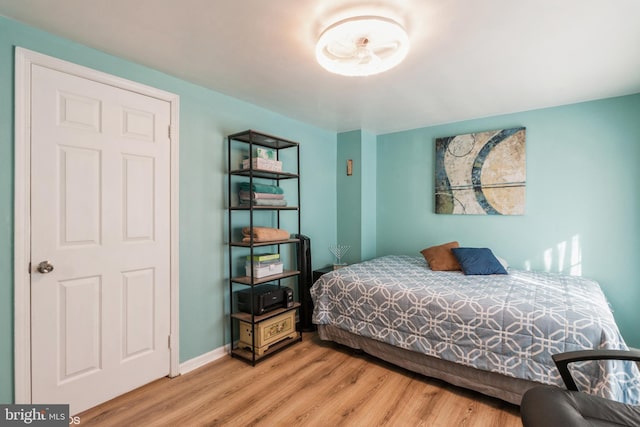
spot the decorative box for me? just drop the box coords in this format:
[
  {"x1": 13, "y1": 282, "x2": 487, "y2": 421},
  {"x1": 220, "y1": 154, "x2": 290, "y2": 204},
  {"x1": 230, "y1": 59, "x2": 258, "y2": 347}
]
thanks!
[
  {"x1": 242, "y1": 158, "x2": 282, "y2": 172},
  {"x1": 254, "y1": 147, "x2": 276, "y2": 160},
  {"x1": 245, "y1": 261, "x2": 283, "y2": 278},
  {"x1": 239, "y1": 310, "x2": 297, "y2": 355}
]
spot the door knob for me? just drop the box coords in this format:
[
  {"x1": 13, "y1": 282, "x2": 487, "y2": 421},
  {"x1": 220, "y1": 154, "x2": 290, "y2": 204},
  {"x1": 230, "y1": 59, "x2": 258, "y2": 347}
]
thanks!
[{"x1": 36, "y1": 261, "x2": 54, "y2": 274}]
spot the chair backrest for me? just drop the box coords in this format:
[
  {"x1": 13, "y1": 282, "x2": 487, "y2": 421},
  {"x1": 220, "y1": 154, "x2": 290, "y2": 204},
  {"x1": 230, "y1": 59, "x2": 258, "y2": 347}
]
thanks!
[{"x1": 552, "y1": 349, "x2": 640, "y2": 391}]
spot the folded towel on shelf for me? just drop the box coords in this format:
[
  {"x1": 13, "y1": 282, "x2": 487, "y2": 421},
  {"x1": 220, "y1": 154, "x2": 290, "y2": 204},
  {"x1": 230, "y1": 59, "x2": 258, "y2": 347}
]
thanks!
[
  {"x1": 242, "y1": 226, "x2": 290, "y2": 242},
  {"x1": 239, "y1": 182, "x2": 283, "y2": 195},
  {"x1": 239, "y1": 191, "x2": 285, "y2": 200},
  {"x1": 240, "y1": 199, "x2": 288, "y2": 207}
]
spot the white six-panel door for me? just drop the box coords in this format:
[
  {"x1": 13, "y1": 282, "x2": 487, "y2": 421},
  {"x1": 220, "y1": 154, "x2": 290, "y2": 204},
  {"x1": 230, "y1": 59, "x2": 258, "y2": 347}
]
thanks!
[{"x1": 29, "y1": 64, "x2": 172, "y2": 414}]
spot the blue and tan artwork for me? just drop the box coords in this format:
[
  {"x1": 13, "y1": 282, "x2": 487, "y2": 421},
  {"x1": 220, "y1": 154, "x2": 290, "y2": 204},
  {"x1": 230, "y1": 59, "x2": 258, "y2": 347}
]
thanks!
[{"x1": 435, "y1": 127, "x2": 526, "y2": 215}]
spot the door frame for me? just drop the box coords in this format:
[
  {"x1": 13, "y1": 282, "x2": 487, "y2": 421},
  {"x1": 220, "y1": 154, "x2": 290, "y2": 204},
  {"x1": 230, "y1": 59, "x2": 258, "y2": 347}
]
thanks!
[{"x1": 14, "y1": 47, "x2": 180, "y2": 403}]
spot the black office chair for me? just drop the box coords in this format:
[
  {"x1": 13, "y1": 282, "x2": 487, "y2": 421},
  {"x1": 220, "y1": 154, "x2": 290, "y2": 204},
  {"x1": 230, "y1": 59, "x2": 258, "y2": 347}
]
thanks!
[{"x1": 521, "y1": 349, "x2": 640, "y2": 427}]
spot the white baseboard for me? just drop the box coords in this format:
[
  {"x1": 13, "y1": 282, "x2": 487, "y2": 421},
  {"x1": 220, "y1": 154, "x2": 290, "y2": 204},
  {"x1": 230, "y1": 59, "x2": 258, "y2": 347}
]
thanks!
[{"x1": 179, "y1": 344, "x2": 229, "y2": 375}]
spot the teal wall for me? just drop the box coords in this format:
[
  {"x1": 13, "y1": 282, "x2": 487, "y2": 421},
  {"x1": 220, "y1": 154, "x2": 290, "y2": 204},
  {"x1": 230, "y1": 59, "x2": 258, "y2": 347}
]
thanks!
[
  {"x1": 376, "y1": 94, "x2": 640, "y2": 348},
  {"x1": 336, "y1": 131, "x2": 362, "y2": 264},
  {"x1": 360, "y1": 130, "x2": 377, "y2": 261},
  {"x1": 336, "y1": 130, "x2": 377, "y2": 265},
  {"x1": 0, "y1": 16, "x2": 337, "y2": 403}
]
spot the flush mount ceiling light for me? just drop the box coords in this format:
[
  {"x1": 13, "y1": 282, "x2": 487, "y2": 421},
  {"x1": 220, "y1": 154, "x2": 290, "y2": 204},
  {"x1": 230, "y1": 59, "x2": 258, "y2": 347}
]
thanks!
[{"x1": 315, "y1": 16, "x2": 410, "y2": 77}]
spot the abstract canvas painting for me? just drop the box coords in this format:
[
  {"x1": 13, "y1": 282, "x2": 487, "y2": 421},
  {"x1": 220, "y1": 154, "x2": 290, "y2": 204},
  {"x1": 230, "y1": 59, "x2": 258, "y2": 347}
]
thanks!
[{"x1": 435, "y1": 127, "x2": 526, "y2": 215}]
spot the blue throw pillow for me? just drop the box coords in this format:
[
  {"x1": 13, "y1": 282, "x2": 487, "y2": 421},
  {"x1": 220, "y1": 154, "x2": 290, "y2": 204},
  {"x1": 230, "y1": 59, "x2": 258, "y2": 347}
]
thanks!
[{"x1": 451, "y1": 247, "x2": 508, "y2": 275}]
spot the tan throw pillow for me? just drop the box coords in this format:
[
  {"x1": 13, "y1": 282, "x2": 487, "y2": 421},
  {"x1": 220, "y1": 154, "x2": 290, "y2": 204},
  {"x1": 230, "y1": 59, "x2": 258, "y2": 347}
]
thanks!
[{"x1": 420, "y1": 241, "x2": 461, "y2": 271}]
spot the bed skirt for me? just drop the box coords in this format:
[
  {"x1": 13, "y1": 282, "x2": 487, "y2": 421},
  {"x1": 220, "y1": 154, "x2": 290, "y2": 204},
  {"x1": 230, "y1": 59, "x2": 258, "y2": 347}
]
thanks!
[{"x1": 317, "y1": 324, "x2": 543, "y2": 405}]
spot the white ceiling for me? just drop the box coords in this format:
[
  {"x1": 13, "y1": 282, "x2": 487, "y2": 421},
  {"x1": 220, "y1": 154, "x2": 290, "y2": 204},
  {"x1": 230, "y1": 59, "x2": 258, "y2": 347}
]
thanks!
[{"x1": 1, "y1": 0, "x2": 639, "y2": 134}]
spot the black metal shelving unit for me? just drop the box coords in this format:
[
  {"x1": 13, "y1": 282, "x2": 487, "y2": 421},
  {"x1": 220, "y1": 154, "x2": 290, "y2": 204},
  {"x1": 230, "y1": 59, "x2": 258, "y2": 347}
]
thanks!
[{"x1": 227, "y1": 130, "x2": 302, "y2": 365}]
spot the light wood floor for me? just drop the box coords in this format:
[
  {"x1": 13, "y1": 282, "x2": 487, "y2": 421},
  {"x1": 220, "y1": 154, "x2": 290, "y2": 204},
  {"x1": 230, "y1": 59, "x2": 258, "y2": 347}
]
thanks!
[{"x1": 78, "y1": 333, "x2": 522, "y2": 426}]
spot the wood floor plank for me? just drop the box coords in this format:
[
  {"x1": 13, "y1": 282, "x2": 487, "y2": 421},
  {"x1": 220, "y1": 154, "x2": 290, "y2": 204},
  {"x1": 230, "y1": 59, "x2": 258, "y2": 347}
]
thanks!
[{"x1": 77, "y1": 333, "x2": 522, "y2": 426}]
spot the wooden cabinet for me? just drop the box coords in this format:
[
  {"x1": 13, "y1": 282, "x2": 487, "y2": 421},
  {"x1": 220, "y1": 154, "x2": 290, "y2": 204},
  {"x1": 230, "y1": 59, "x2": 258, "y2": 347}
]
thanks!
[{"x1": 227, "y1": 130, "x2": 302, "y2": 364}]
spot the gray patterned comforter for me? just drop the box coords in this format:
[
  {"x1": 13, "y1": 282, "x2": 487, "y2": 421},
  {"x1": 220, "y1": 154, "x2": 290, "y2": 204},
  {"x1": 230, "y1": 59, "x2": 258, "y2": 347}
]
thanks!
[{"x1": 311, "y1": 255, "x2": 640, "y2": 404}]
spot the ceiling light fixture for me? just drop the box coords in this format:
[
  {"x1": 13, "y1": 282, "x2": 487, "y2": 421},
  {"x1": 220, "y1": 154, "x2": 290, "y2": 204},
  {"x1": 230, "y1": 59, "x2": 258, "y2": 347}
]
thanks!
[{"x1": 315, "y1": 16, "x2": 410, "y2": 77}]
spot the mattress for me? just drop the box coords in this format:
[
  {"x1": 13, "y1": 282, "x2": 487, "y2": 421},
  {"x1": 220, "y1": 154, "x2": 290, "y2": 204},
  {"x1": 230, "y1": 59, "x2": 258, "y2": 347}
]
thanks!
[{"x1": 311, "y1": 255, "x2": 640, "y2": 404}]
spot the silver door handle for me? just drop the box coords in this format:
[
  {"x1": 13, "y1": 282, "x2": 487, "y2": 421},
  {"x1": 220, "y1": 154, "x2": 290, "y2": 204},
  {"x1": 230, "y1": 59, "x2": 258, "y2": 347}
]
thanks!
[{"x1": 36, "y1": 261, "x2": 54, "y2": 274}]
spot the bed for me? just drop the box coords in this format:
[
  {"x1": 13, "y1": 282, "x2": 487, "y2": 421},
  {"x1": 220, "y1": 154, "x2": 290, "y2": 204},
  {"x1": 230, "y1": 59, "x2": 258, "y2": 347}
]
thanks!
[{"x1": 311, "y1": 255, "x2": 639, "y2": 405}]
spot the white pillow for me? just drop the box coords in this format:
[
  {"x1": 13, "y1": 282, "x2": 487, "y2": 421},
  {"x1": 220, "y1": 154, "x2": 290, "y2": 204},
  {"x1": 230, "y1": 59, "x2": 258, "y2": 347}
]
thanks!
[{"x1": 496, "y1": 256, "x2": 509, "y2": 270}]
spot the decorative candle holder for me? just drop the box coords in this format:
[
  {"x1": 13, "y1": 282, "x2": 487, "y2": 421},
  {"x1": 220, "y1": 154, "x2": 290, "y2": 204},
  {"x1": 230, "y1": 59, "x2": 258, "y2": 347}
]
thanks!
[{"x1": 329, "y1": 244, "x2": 351, "y2": 269}]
